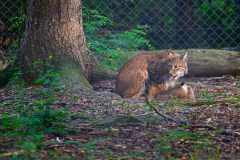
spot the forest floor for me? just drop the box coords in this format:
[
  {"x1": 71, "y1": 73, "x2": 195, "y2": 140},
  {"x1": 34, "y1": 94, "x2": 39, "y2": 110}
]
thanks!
[{"x1": 0, "y1": 75, "x2": 240, "y2": 159}]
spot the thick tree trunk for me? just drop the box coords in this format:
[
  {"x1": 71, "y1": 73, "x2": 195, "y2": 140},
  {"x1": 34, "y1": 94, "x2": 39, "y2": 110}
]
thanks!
[{"x1": 17, "y1": 0, "x2": 95, "y2": 84}]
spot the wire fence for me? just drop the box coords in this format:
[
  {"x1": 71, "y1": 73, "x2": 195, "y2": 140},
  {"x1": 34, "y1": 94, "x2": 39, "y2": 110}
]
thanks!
[
  {"x1": 0, "y1": 0, "x2": 239, "y2": 59},
  {"x1": 84, "y1": 0, "x2": 240, "y2": 51},
  {"x1": 0, "y1": 0, "x2": 22, "y2": 59}
]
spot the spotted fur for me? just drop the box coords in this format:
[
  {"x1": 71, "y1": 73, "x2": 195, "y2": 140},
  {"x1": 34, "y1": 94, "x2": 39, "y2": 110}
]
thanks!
[{"x1": 115, "y1": 50, "x2": 191, "y2": 99}]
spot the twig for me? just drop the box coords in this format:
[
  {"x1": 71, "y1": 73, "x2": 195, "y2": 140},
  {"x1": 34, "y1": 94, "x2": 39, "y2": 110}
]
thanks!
[
  {"x1": 221, "y1": 131, "x2": 240, "y2": 137},
  {"x1": 223, "y1": 86, "x2": 240, "y2": 94},
  {"x1": 144, "y1": 93, "x2": 164, "y2": 116},
  {"x1": 0, "y1": 50, "x2": 6, "y2": 60},
  {"x1": 44, "y1": 144, "x2": 66, "y2": 149},
  {"x1": 188, "y1": 124, "x2": 216, "y2": 130},
  {"x1": 143, "y1": 93, "x2": 189, "y2": 125},
  {"x1": 207, "y1": 77, "x2": 225, "y2": 80},
  {"x1": 168, "y1": 98, "x2": 237, "y2": 106},
  {"x1": 197, "y1": 81, "x2": 205, "y2": 87},
  {"x1": 18, "y1": 0, "x2": 24, "y2": 49}
]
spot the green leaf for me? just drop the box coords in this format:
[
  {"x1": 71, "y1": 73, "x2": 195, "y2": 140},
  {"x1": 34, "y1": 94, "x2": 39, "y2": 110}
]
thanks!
[{"x1": 202, "y1": 4, "x2": 208, "y2": 10}]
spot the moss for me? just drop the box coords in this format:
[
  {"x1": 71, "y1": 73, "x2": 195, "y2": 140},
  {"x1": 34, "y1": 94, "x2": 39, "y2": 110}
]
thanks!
[
  {"x1": 91, "y1": 56, "x2": 117, "y2": 83},
  {"x1": 0, "y1": 59, "x2": 94, "y2": 90},
  {"x1": 56, "y1": 60, "x2": 93, "y2": 91}
]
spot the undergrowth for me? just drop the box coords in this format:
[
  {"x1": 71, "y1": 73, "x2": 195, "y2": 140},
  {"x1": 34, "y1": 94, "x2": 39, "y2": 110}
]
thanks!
[
  {"x1": 1, "y1": 62, "x2": 240, "y2": 159},
  {"x1": 82, "y1": 6, "x2": 155, "y2": 70},
  {"x1": 1, "y1": 57, "x2": 72, "y2": 159}
]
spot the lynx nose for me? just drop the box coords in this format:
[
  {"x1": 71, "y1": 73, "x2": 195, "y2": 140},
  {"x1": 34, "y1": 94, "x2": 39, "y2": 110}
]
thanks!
[{"x1": 169, "y1": 73, "x2": 172, "y2": 77}]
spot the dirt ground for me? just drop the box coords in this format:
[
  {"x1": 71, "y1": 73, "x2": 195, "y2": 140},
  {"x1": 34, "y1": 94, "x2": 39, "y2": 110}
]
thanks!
[{"x1": 1, "y1": 75, "x2": 240, "y2": 159}]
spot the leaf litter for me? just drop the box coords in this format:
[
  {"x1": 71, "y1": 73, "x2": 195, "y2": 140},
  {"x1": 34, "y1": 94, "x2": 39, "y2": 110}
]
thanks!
[{"x1": 0, "y1": 75, "x2": 240, "y2": 159}]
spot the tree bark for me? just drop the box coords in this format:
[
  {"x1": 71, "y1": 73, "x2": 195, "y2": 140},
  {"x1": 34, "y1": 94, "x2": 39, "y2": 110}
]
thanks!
[{"x1": 17, "y1": 0, "x2": 96, "y2": 85}]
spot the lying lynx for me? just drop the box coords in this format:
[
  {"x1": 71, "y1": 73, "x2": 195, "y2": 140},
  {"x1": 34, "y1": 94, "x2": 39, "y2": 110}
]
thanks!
[
  {"x1": 146, "y1": 81, "x2": 195, "y2": 100},
  {"x1": 115, "y1": 49, "x2": 194, "y2": 99}
]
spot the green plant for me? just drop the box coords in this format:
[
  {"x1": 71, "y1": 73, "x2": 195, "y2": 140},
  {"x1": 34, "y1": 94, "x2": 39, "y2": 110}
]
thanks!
[
  {"x1": 82, "y1": 6, "x2": 155, "y2": 70},
  {"x1": 22, "y1": 56, "x2": 70, "y2": 132},
  {"x1": 0, "y1": 57, "x2": 73, "y2": 159},
  {"x1": 9, "y1": 14, "x2": 26, "y2": 31},
  {"x1": 237, "y1": 75, "x2": 240, "y2": 87},
  {"x1": 6, "y1": 5, "x2": 155, "y2": 71}
]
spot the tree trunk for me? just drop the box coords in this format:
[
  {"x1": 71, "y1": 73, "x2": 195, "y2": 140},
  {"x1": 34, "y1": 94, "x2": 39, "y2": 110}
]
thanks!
[{"x1": 17, "y1": 0, "x2": 96, "y2": 85}]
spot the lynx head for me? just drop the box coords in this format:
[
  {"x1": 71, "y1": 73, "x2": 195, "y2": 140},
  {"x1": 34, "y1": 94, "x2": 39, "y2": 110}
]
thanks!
[{"x1": 167, "y1": 49, "x2": 188, "y2": 82}]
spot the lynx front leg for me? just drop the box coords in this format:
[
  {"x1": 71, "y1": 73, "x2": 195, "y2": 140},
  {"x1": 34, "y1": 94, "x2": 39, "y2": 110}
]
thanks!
[
  {"x1": 187, "y1": 86, "x2": 195, "y2": 100},
  {"x1": 147, "y1": 82, "x2": 167, "y2": 99}
]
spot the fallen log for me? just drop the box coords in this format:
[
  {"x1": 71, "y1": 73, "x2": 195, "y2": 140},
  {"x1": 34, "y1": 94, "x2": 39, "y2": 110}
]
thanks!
[
  {"x1": 174, "y1": 49, "x2": 240, "y2": 77},
  {"x1": 133, "y1": 49, "x2": 240, "y2": 77}
]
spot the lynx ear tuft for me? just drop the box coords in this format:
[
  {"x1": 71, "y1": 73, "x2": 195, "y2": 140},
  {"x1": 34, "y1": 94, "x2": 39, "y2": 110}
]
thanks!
[
  {"x1": 181, "y1": 50, "x2": 187, "y2": 62},
  {"x1": 180, "y1": 82, "x2": 185, "y2": 86},
  {"x1": 166, "y1": 49, "x2": 172, "y2": 56}
]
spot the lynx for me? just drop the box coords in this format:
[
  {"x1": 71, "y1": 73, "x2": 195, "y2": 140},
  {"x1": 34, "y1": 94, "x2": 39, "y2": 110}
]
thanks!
[
  {"x1": 115, "y1": 49, "x2": 194, "y2": 99},
  {"x1": 146, "y1": 81, "x2": 195, "y2": 100}
]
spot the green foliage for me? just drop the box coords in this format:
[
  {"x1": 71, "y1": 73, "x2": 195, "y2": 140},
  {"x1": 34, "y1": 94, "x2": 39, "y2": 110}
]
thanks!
[
  {"x1": 195, "y1": 0, "x2": 238, "y2": 48},
  {"x1": 9, "y1": 14, "x2": 26, "y2": 31},
  {"x1": 1, "y1": 56, "x2": 121, "y2": 159},
  {"x1": 237, "y1": 75, "x2": 240, "y2": 85},
  {"x1": 82, "y1": 6, "x2": 155, "y2": 70},
  {"x1": 7, "y1": 5, "x2": 154, "y2": 70},
  {"x1": 155, "y1": 126, "x2": 211, "y2": 153},
  {"x1": 199, "y1": 0, "x2": 236, "y2": 25},
  {"x1": 0, "y1": 58, "x2": 72, "y2": 159},
  {"x1": 83, "y1": 0, "x2": 239, "y2": 50}
]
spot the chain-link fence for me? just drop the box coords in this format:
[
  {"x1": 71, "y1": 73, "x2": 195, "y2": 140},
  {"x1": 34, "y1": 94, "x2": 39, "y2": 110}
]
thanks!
[
  {"x1": 0, "y1": 0, "x2": 239, "y2": 60},
  {"x1": 0, "y1": 0, "x2": 22, "y2": 59},
  {"x1": 84, "y1": 0, "x2": 240, "y2": 51}
]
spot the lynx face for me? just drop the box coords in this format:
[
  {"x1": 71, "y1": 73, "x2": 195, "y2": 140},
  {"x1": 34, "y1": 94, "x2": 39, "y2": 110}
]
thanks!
[{"x1": 167, "y1": 51, "x2": 188, "y2": 82}]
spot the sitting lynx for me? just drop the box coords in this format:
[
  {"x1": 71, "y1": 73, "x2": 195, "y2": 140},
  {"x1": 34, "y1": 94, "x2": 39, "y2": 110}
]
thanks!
[{"x1": 115, "y1": 49, "x2": 194, "y2": 99}]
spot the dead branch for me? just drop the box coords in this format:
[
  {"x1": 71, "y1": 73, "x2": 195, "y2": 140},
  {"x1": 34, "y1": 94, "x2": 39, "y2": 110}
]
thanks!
[
  {"x1": 143, "y1": 93, "x2": 189, "y2": 125},
  {"x1": 175, "y1": 98, "x2": 237, "y2": 106},
  {"x1": 223, "y1": 86, "x2": 240, "y2": 94},
  {"x1": 44, "y1": 144, "x2": 66, "y2": 149},
  {"x1": 0, "y1": 50, "x2": 6, "y2": 60},
  {"x1": 188, "y1": 124, "x2": 216, "y2": 130},
  {"x1": 197, "y1": 81, "x2": 205, "y2": 87},
  {"x1": 207, "y1": 77, "x2": 226, "y2": 80},
  {"x1": 221, "y1": 131, "x2": 240, "y2": 137}
]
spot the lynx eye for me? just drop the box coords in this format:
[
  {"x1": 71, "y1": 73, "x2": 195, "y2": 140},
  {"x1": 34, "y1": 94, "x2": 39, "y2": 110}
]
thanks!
[
  {"x1": 174, "y1": 66, "x2": 178, "y2": 69},
  {"x1": 168, "y1": 65, "x2": 171, "y2": 69}
]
